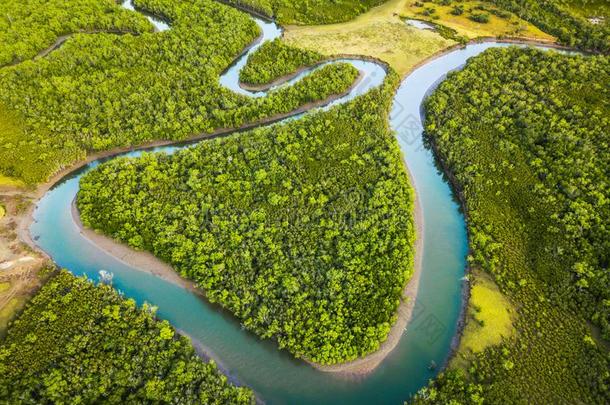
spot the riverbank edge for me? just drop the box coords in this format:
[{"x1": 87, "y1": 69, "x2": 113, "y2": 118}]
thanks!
[
  {"x1": 408, "y1": 37, "x2": 584, "y2": 375},
  {"x1": 180, "y1": 328, "x2": 265, "y2": 405}
]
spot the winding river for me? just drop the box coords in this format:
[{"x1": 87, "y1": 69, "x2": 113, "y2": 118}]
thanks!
[{"x1": 27, "y1": 1, "x2": 567, "y2": 403}]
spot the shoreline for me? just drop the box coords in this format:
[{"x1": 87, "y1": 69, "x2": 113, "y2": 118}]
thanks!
[
  {"x1": 70, "y1": 200, "x2": 200, "y2": 294},
  {"x1": 176, "y1": 329, "x2": 266, "y2": 405},
  {"x1": 399, "y1": 36, "x2": 575, "y2": 81}
]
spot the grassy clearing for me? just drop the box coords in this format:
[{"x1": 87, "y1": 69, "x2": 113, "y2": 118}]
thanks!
[
  {"x1": 0, "y1": 282, "x2": 10, "y2": 293},
  {"x1": 452, "y1": 270, "x2": 515, "y2": 367},
  {"x1": 0, "y1": 297, "x2": 26, "y2": 333},
  {"x1": 283, "y1": 0, "x2": 555, "y2": 77},
  {"x1": 0, "y1": 175, "x2": 24, "y2": 188},
  {"x1": 284, "y1": 0, "x2": 455, "y2": 76},
  {"x1": 0, "y1": 204, "x2": 5, "y2": 220},
  {"x1": 400, "y1": 0, "x2": 554, "y2": 41}
]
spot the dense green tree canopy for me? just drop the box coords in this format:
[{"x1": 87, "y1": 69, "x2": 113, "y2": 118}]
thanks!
[
  {"x1": 485, "y1": 0, "x2": 609, "y2": 52},
  {"x1": 78, "y1": 73, "x2": 417, "y2": 365},
  {"x1": 0, "y1": 271, "x2": 254, "y2": 404},
  {"x1": 224, "y1": 0, "x2": 387, "y2": 24},
  {"x1": 417, "y1": 47, "x2": 609, "y2": 403}
]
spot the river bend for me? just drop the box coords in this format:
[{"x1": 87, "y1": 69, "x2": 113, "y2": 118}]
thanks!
[{"x1": 28, "y1": 1, "x2": 566, "y2": 403}]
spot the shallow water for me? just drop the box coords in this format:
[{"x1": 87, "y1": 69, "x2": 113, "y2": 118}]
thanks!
[
  {"x1": 122, "y1": 0, "x2": 170, "y2": 32},
  {"x1": 30, "y1": 3, "x2": 565, "y2": 404},
  {"x1": 405, "y1": 19, "x2": 436, "y2": 30}
]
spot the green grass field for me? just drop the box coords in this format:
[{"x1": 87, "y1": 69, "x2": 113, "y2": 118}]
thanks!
[
  {"x1": 452, "y1": 270, "x2": 515, "y2": 368},
  {"x1": 400, "y1": 0, "x2": 554, "y2": 41},
  {"x1": 285, "y1": 0, "x2": 455, "y2": 77}
]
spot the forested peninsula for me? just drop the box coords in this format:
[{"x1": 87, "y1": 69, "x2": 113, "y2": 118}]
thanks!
[
  {"x1": 77, "y1": 73, "x2": 417, "y2": 366},
  {"x1": 239, "y1": 39, "x2": 324, "y2": 87}
]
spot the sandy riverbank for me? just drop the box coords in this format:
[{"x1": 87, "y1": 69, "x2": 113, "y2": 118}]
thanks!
[{"x1": 70, "y1": 200, "x2": 200, "y2": 293}]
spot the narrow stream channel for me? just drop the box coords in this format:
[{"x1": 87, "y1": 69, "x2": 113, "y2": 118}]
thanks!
[{"x1": 28, "y1": 2, "x2": 567, "y2": 403}]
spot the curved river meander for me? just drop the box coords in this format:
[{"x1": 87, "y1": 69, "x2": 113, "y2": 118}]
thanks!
[{"x1": 27, "y1": 2, "x2": 566, "y2": 403}]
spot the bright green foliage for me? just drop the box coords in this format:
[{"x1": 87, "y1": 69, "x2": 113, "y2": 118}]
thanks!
[
  {"x1": 0, "y1": 271, "x2": 254, "y2": 404},
  {"x1": 77, "y1": 73, "x2": 416, "y2": 365},
  {"x1": 485, "y1": 0, "x2": 610, "y2": 52},
  {"x1": 0, "y1": 0, "x2": 152, "y2": 67},
  {"x1": 0, "y1": 0, "x2": 358, "y2": 184},
  {"x1": 240, "y1": 39, "x2": 324, "y2": 85},
  {"x1": 412, "y1": 369, "x2": 485, "y2": 405},
  {"x1": 419, "y1": 48, "x2": 609, "y2": 403},
  {"x1": 225, "y1": 0, "x2": 388, "y2": 24}
]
